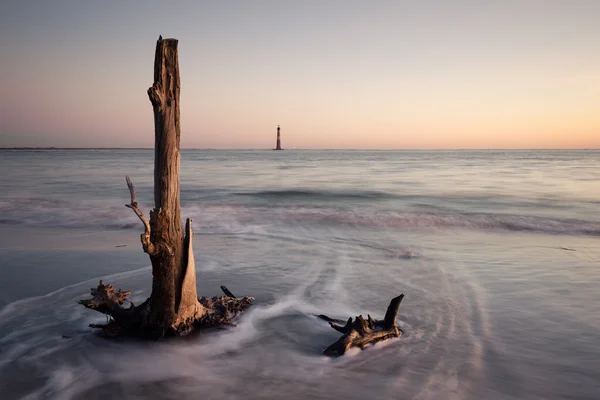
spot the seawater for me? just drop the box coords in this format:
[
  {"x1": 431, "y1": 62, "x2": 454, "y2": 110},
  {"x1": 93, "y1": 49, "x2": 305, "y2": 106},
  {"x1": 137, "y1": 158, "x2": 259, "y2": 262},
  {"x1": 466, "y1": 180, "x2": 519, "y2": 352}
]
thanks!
[{"x1": 0, "y1": 149, "x2": 599, "y2": 399}]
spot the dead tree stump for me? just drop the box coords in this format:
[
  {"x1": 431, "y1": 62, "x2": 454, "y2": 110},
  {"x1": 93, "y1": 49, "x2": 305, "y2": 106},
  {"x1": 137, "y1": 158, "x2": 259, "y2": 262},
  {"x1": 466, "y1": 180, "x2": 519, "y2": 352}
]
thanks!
[
  {"x1": 319, "y1": 294, "x2": 405, "y2": 356},
  {"x1": 79, "y1": 36, "x2": 252, "y2": 338}
]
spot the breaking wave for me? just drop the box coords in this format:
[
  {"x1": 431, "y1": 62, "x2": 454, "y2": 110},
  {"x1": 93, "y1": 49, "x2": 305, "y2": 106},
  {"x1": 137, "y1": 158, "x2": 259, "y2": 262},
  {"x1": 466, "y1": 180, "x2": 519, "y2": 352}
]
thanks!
[{"x1": 0, "y1": 195, "x2": 598, "y2": 237}]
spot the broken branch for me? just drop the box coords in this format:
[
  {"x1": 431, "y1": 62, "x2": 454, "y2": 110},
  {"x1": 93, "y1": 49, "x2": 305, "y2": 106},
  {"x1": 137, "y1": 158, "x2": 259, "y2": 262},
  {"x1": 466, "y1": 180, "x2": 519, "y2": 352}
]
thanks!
[
  {"x1": 78, "y1": 280, "x2": 136, "y2": 324},
  {"x1": 125, "y1": 175, "x2": 156, "y2": 255},
  {"x1": 220, "y1": 285, "x2": 236, "y2": 298},
  {"x1": 322, "y1": 294, "x2": 405, "y2": 357}
]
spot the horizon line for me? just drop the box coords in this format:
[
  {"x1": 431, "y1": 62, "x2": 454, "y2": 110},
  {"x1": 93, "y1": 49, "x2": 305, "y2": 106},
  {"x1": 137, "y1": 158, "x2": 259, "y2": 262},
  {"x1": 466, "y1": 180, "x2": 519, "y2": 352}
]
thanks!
[{"x1": 1, "y1": 147, "x2": 599, "y2": 151}]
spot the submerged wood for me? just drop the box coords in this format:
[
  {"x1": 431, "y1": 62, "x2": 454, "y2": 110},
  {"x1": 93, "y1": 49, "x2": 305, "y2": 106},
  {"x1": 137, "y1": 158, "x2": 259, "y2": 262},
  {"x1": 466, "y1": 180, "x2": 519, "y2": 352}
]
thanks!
[
  {"x1": 79, "y1": 36, "x2": 253, "y2": 338},
  {"x1": 78, "y1": 211, "x2": 254, "y2": 337},
  {"x1": 320, "y1": 294, "x2": 404, "y2": 356},
  {"x1": 80, "y1": 279, "x2": 253, "y2": 337}
]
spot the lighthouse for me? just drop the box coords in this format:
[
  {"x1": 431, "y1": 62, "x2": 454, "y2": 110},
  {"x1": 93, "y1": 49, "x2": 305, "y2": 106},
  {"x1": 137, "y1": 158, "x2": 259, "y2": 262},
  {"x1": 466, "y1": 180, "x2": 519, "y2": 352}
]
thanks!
[{"x1": 274, "y1": 125, "x2": 283, "y2": 150}]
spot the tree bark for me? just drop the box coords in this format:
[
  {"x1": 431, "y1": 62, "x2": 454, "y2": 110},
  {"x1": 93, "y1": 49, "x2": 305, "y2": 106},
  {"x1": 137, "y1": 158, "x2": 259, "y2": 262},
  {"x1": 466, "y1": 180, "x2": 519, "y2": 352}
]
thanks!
[
  {"x1": 145, "y1": 37, "x2": 191, "y2": 334},
  {"x1": 79, "y1": 36, "x2": 252, "y2": 338}
]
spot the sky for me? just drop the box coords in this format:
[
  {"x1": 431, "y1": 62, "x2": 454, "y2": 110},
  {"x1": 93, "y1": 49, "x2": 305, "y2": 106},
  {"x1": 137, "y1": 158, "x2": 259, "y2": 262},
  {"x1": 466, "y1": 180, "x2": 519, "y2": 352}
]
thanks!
[{"x1": 0, "y1": 0, "x2": 599, "y2": 149}]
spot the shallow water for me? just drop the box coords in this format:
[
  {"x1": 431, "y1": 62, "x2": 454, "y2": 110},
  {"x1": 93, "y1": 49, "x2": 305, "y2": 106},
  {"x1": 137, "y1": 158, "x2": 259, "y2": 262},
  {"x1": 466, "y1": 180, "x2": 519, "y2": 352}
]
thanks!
[{"x1": 0, "y1": 150, "x2": 599, "y2": 399}]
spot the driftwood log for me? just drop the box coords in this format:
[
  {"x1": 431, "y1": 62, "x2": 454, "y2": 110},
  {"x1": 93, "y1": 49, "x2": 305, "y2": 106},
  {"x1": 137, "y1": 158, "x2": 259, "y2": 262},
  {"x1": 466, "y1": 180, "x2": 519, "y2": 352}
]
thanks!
[
  {"x1": 319, "y1": 294, "x2": 404, "y2": 356},
  {"x1": 79, "y1": 36, "x2": 252, "y2": 338}
]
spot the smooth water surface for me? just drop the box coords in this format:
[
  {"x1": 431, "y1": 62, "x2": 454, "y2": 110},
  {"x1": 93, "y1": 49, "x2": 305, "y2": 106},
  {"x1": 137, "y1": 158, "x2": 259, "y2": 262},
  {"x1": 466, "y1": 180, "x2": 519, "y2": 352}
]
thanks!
[{"x1": 0, "y1": 149, "x2": 599, "y2": 399}]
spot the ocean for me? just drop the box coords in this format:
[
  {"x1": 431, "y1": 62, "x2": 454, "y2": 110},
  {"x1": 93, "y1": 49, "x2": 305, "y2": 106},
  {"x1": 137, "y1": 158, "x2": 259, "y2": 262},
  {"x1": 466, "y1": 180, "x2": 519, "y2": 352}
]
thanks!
[{"x1": 0, "y1": 149, "x2": 598, "y2": 399}]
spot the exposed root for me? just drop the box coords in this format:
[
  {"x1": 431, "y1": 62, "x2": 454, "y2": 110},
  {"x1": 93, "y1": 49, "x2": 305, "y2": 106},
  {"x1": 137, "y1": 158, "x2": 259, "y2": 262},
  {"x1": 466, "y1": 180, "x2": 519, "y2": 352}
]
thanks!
[
  {"x1": 320, "y1": 294, "x2": 405, "y2": 356},
  {"x1": 197, "y1": 295, "x2": 254, "y2": 327},
  {"x1": 79, "y1": 281, "x2": 253, "y2": 338},
  {"x1": 78, "y1": 280, "x2": 135, "y2": 322}
]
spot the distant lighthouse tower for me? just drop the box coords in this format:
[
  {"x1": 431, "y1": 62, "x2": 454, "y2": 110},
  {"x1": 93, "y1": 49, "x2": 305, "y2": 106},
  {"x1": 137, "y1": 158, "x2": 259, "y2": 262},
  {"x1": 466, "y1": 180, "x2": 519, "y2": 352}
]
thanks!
[{"x1": 274, "y1": 125, "x2": 283, "y2": 150}]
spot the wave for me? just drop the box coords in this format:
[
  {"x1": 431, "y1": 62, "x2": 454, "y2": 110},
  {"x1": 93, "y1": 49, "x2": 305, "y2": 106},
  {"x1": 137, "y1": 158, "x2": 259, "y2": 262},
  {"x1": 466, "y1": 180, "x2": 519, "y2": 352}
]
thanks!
[
  {"x1": 0, "y1": 195, "x2": 599, "y2": 237},
  {"x1": 233, "y1": 189, "x2": 394, "y2": 200},
  {"x1": 272, "y1": 207, "x2": 600, "y2": 237}
]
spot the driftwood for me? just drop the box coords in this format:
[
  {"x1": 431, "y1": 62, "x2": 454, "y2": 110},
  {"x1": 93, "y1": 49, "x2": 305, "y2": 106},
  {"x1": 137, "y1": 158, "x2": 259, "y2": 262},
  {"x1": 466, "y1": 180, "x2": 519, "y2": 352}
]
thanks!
[
  {"x1": 319, "y1": 294, "x2": 404, "y2": 356},
  {"x1": 80, "y1": 280, "x2": 253, "y2": 337},
  {"x1": 79, "y1": 36, "x2": 253, "y2": 338}
]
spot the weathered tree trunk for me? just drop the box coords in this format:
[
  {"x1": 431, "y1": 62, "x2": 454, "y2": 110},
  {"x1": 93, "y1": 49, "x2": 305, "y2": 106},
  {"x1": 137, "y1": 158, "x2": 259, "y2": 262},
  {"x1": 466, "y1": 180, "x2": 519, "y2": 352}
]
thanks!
[
  {"x1": 319, "y1": 294, "x2": 405, "y2": 356},
  {"x1": 79, "y1": 36, "x2": 252, "y2": 338},
  {"x1": 145, "y1": 37, "x2": 204, "y2": 335}
]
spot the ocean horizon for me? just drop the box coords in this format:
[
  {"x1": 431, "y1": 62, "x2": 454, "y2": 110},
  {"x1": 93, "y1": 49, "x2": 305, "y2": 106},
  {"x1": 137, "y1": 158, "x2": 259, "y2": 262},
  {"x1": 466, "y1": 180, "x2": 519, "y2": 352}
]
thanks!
[{"x1": 2, "y1": 147, "x2": 599, "y2": 150}]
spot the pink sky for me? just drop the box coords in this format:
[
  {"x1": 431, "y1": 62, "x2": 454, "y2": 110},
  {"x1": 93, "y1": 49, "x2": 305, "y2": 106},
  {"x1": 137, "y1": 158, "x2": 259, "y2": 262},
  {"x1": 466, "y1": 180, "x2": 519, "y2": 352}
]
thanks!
[{"x1": 1, "y1": 1, "x2": 599, "y2": 149}]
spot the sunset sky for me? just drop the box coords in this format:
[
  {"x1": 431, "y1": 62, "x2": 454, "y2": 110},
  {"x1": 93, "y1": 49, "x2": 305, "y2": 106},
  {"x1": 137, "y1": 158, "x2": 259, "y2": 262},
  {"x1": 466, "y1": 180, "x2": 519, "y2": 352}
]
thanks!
[{"x1": 1, "y1": 0, "x2": 599, "y2": 149}]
